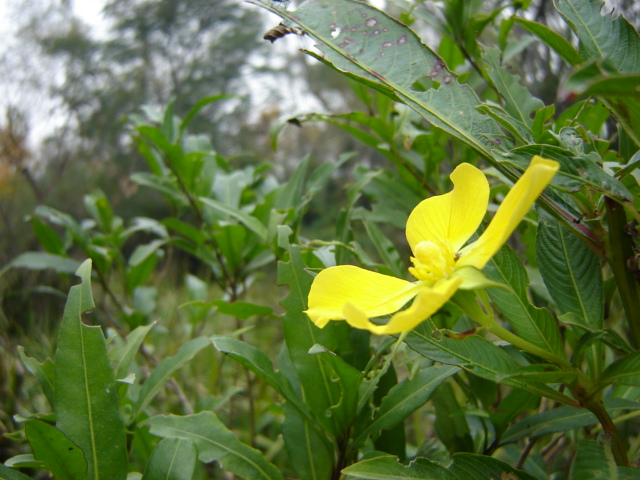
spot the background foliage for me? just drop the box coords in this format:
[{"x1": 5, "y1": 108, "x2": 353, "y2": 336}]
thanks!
[{"x1": 2, "y1": 0, "x2": 640, "y2": 479}]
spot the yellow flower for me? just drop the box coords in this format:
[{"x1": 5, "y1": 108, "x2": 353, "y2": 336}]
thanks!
[{"x1": 305, "y1": 156, "x2": 559, "y2": 335}]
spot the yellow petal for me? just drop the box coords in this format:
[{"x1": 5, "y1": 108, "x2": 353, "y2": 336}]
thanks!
[
  {"x1": 305, "y1": 265, "x2": 421, "y2": 328},
  {"x1": 406, "y1": 163, "x2": 489, "y2": 253},
  {"x1": 457, "y1": 156, "x2": 559, "y2": 269},
  {"x1": 343, "y1": 277, "x2": 462, "y2": 334}
]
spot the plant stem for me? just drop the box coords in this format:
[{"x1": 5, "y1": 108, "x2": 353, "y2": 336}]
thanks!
[
  {"x1": 605, "y1": 197, "x2": 640, "y2": 349},
  {"x1": 581, "y1": 394, "x2": 630, "y2": 466}
]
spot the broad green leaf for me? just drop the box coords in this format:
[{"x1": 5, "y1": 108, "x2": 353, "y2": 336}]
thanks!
[
  {"x1": 483, "y1": 48, "x2": 544, "y2": 127},
  {"x1": 431, "y1": 381, "x2": 474, "y2": 455},
  {"x1": 200, "y1": 197, "x2": 267, "y2": 241},
  {"x1": 485, "y1": 244, "x2": 564, "y2": 358},
  {"x1": 141, "y1": 437, "x2": 197, "y2": 480},
  {"x1": 536, "y1": 211, "x2": 603, "y2": 328},
  {"x1": 407, "y1": 321, "x2": 576, "y2": 406},
  {"x1": 0, "y1": 465, "x2": 34, "y2": 480},
  {"x1": 282, "y1": 402, "x2": 333, "y2": 480},
  {"x1": 352, "y1": 365, "x2": 459, "y2": 447},
  {"x1": 555, "y1": 0, "x2": 640, "y2": 72},
  {"x1": 18, "y1": 347, "x2": 55, "y2": 408},
  {"x1": 501, "y1": 398, "x2": 639, "y2": 444},
  {"x1": 342, "y1": 453, "x2": 539, "y2": 479},
  {"x1": 131, "y1": 337, "x2": 211, "y2": 421},
  {"x1": 514, "y1": 17, "x2": 582, "y2": 66},
  {"x1": 25, "y1": 421, "x2": 87, "y2": 480},
  {"x1": 252, "y1": 0, "x2": 504, "y2": 164},
  {"x1": 596, "y1": 350, "x2": 640, "y2": 389},
  {"x1": 54, "y1": 260, "x2": 127, "y2": 480},
  {"x1": 277, "y1": 225, "x2": 357, "y2": 438},
  {"x1": 145, "y1": 412, "x2": 283, "y2": 480},
  {"x1": 570, "y1": 440, "x2": 615, "y2": 480},
  {"x1": 1, "y1": 252, "x2": 80, "y2": 276},
  {"x1": 476, "y1": 104, "x2": 531, "y2": 145},
  {"x1": 490, "y1": 388, "x2": 540, "y2": 441}
]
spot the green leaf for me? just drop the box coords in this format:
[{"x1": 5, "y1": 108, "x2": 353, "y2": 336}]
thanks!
[
  {"x1": 32, "y1": 217, "x2": 66, "y2": 256},
  {"x1": 361, "y1": 219, "x2": 404, "y2": 278},
  {"x1": 282, "y1": 402, "x2": 333, "y2": 480},
  {"x1": 341, "y1": 453, "x2": 539, "y2": 479},
  {"x1": 501, "y1": 398, "x2": 639, "y2": 444},
  {"x1": 570, "y1": 440, "x2": 615, "y2": 480},
  {"x1": 536, "y1": 211, "x2": 603, "y2": 328},
  {"x1": 253, "y1": 0, "x2": 503, "y2": 162},
  {"x1": 206, "y1": 300, "x2": 274, "y2": 320},
  {"x1": 200, "y1": 197, "x2": 267, "y2": 241},
  {"x1": 179, "y1": 94, "x2": 233, "y2": 138},
  {"x1": 555, "y1": 0, "x2": 640, "y2": 72},
  {"x1": 145, "y1": 412, "x2": 283, "y2": 480},
  {"x1": 407, "y1": 321, "x2": 576, "y2": 406},
  {"x1": 131, "y1": 337, "x2": 211, "y2": 421},
  {"x1": 485, "y1": 244, "x2": 564, "y2": 358},
  {"x1": 1, "y1": 252, "x2": 81, "y2": 276},
  {"x1": 54, "y1": 260, "x2": 127, "y2": 480},
  {"x1": 111, "y1": 324, "x2": 155, "y2": 381},
  {"x1": 277, "y1": 226, "x2": 359, "y2": 438},
  {"x1": 352, "y1": 365, "x2": 459, "y2": 446},
  {"x1": 514, "y1": 17, "x2": 582, "y2": 66},
  {"x1": 141, "y1": 437, "x2": 198, "y2": 480},
  {"x1": 483, "y1": 48, "x2": 544, "y2": 127},
  {"x1": 210, "y1": 336, "x2": 320, "y2": 433},
  {"x1": 0, "y1": 465, "x2": 34, "y2": 480},
  {"x1": 25, "y1": 421, "x2": 87, "y2": 480},
  {"x1": 18, "y1": 347, "x2": 55, "y2": 408},
  {"x1": 596, "y1": 350, "x2": 640, "y2": 389}
]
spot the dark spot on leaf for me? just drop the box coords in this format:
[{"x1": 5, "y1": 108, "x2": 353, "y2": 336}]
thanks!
[
  {"x1": 443, "y1": 74, "x2": 452, "y2": 84},
  {"x1": 370, "y1": 29, "x2": 380, "y2": 37},
  {"x1": 398, "y1": 35, "x2": 407, "y2": 45},
  {"x1": 382, "y1": 41, "x2": 393, "y2": 48},
  {"x1": 365, "y1": 18, "x2": 378, "y2": 27}
]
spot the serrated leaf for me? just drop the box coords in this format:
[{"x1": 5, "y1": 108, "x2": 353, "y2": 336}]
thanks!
[
  {"x1": 54, "y1": 260, "x2": 127, "y2": 480},
  {"x1": 252, "y1": 0, "x2": 503, "y2": 161},
  {"x1": 342, "y1": 453, "x2": 539, "y2": 479},
  {"x1": 536, "y1": 211, "x2": 603, "y2": 328},
  {"x1": 25, "y1": 421, "x2": 87, "y2": 480},
  {"x1": 484, "y1": 244, "x2": 564, "y2": 358},
  {"x1": 555, "y1": 0, "x2": 640, "y2": 72},
  {"x1": 131, "y1": 337, "x2": 210, "y2": 421},
  {"x1": 141, "y1": 437, "x2": 197, "y2": 480},
  {"x1": 145, "y1": 412, "x2": 283, "y2": 480},
  {"x1": 483, "y1": 48, "x2": 544, "y2": 127}
]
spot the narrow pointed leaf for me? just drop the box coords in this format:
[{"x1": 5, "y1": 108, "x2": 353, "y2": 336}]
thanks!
[
  {"x1": 596, "y1": 350, "x2": 640, "y2": 389},
  {"x1": 0, "y1": 465, "x2": 34, "y2": 480},
  {"x1": 54, "y1": 260, "x2": 127, "y2": 480},
  {"x1": 200, "y1": 197, "x2": 267, "y2": 241},
  {"x1": 132, "y1": 337, "x2": 210, "y2": 420},
  {"x1": 18, "y1": 347, "x2": 55, "y2": 408},
  {"x1": 514, "y1": 17, "x2": 582, "y2": 66}
]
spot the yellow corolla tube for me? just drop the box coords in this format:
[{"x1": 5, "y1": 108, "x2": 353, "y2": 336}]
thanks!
[{"x1": 305, "y1": 156, "x2": 559, "y2": 335}]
